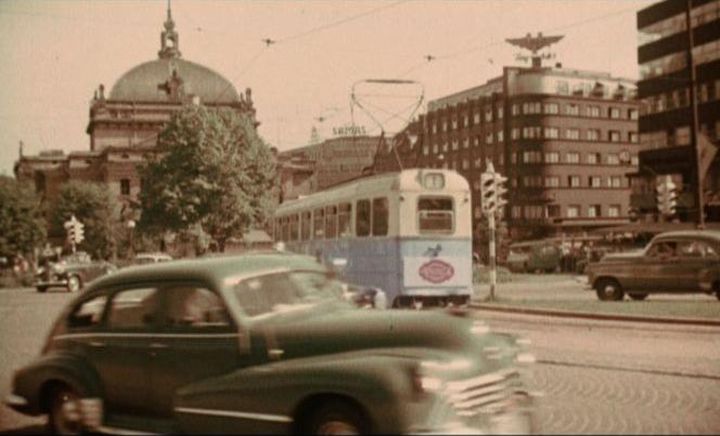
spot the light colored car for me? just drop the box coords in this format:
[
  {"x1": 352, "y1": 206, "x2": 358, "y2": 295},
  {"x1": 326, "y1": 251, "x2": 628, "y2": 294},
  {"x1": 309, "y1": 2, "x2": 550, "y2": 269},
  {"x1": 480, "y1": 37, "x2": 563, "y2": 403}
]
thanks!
[
  {"x1": 132, "y1": 252, "x2": 173, "y2": 265},
  {"x1": 586, "y1": 230, "x2": 720, "y2": 301}
]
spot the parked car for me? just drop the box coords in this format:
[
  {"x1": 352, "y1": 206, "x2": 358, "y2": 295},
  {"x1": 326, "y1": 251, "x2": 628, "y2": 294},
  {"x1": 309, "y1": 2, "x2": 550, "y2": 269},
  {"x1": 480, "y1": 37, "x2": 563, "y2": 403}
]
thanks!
[
  {"x1": 35, "y1": 251, "x2": 116, "y2": 293},
  {"x1": 506, "y1": 240, "x2": 561, "y2": 273},
  {"x1": 131, "y1": 252, "x2": 173, "y2": 265},
  {"x1": 6, "y1": 252, "x2": 536, "y2": 435},
  {"x1": 586, "y1": 230, "x2": 720, "y2": 301}
]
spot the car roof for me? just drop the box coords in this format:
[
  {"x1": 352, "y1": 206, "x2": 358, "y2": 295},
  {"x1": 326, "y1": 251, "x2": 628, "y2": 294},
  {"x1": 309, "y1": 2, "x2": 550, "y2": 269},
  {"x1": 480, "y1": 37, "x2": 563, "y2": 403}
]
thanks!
[
  {"x1": 87, "y1": 251, "x2": 325, "y2": 292},
  {"x1": 653, "y1": 230, "x2": 720, "y2": 242}
]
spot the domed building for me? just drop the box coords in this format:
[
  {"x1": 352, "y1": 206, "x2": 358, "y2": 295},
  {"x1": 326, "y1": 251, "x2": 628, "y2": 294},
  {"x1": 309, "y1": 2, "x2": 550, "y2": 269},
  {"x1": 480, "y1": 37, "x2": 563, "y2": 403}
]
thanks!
[{"x1": 15, "y1": 5, "x2": 257, "y2": 237}]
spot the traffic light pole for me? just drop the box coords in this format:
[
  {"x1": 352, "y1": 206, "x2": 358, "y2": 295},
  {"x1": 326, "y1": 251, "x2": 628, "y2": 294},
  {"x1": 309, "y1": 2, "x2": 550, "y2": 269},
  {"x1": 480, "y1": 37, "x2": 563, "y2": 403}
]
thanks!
[
  {"x1": 685, "y1": 0, "x2": 705, "y2": 229},
  {"x1": 488, "y1": 212, "x2": 497, "y2": 301}
]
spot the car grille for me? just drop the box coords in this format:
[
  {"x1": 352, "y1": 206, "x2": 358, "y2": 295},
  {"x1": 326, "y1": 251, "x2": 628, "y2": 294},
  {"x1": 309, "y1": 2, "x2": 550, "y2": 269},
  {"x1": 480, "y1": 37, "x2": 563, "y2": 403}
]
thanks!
[{"x1": 444, "y1": 368, "x2": 522, "y2": 417}]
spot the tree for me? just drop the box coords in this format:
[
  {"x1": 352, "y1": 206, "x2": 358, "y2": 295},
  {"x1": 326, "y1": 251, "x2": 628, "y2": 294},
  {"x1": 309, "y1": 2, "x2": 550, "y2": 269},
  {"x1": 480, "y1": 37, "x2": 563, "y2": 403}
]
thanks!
[
  {"x1": 139, "y1": 104, "x2": 277, "y2": 252},
  {"x1": 473, "y1": 215, "x2": 509, "y2": 265},
  {"x1": 50, "y1": 181, "x2": 119, "y2": 260},
  {"x1": 0, "y1": 176, "x2": 46, "y2": 260}
]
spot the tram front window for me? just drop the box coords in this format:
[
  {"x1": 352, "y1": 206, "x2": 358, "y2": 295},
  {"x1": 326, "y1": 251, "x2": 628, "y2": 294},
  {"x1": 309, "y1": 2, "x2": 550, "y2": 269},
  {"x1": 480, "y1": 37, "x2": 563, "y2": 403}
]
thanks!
[{"x1": 418, "y1": 197, "x2": 454, "y2": 233}]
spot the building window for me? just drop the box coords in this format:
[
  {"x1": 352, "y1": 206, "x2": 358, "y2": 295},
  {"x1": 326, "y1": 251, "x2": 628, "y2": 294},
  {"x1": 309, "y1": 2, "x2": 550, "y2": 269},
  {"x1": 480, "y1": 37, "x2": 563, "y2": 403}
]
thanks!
[
  {"x1": 511, "y1": 104, "x2": 520, "y2": 116},
  {"x1": 452, "y1": 140, "x2": 459, "y2": 151},
  {"x1": 567, "y1": 205, "x2": 580, "y2": 218},
  {"x1": 120, "y1": 179, "x2": 131, "y2": 196},
  {"x1": 462, "y1": 158, "x2": 469, "y2": 170},
  {"x1": 565, "y1": 104, "x2": 579, "y2": 116},
  {"x1": 474, "y1": 136, "x2": 481, "y2": 147},
  {"x1": 545, "y1": 151, "x2": 560, "y2": 163},
  {"x1": 607, "y1": 154, "x2": 620, "y2": 165},
  {"x1": 568, "y1": 176, "x2": 581, "y2": 187},
  {"x1": 544, "y1": 103, "x2": 559, "y2": 114},
  {"x1": 566, "y1": 152, "x2": 580, "y2": 164},
  {"x1": 565, "y1": 128, "x2": 580, "y2": 140},
  {"x1": 609, "y1": 107, "x2": 621, "y2": 119},
  {"x1": 587, "y1": 129, "x2": 600, "y2": 141},
  {"x1": 547, "y1": 205, "x2": 561, "y2": 218},
  {"x1": 463, "y1": 137, "x2": 470, "y2": 149},
  {"x1": 629, "y1": 108, "x2": 638, "y2": 120},
  {"x1": 474, "y1": 113, "x2": 481, "y2": 124},
  {"x1": 586, "y1": 106, "x2": 601, "y2": 118},
  {"x1": 523, "y1": 126, "x2": 542, "y2": 139},
  {"x1": 511, "y1": 206, "x2": 522, "y2": 219},
  {"x1": 497, "y1": 130, "x2": 504, "y2": 142},
  {"x1": 588, "y1": 205, "x2": 601, "y2": 218},
  {"x1": 485, "y1": 108, "x2": 493, "y2": 122},
  {"x1": 523, "y1": 102, "x2": 542, "y2": 114},
  {"x1": 432, "y1": 144, "x2": 438, "y2": 154},
  {"x1": 474, "y1": 157, "x2": 483, "y2": 168},
  {"x1": 608, "y1": 205, "x2": 621, "y2": 217},
  {"x1": 451, "y1": 118, "x2": 458, "y2": 130},
  {"x1": 587, "y1": 153, "x2": 599, "y2": 164},
  {"x1": 442, "y1": 120, "x2": 447, "y2": 132},
  {"x1": 486, "y1": 132, "x2": 494, "y2": 144},
  {"x1": 523, "y1": 176, "x2": 543, "y2": 187},
  {"x1": 631, "y1": 155, "x2": 639, "y2": 166},
  {"x1": 556, "y1": 81, "x2": 569, "y2": 95},
  {"x1": 589, "y1": 176, "x2": 602, "y2": 188},
  {"x1": 511, "y1": 128, "x2": 520, "y2": 140},
  {"x1": 463, "y1": 115, "x2": 469, "y2": 127},
  {"x1": 629, "y1": 132, "x2": 638, "y2": 143},
  {"x1": 545, "y1": 176, "x2": 560, "y2": 187},
  {"x1": 522, "y1": 151, "x2": 542, "y2": 164},
  {"x1": 639, "y1": 52, "x2": 687, "y2": 80},
  {"x1": 544, "y1": 127, "x2": 560, "y2": 139},
  {"x1": 608, "y1": 176, "x2": 622, "y2": 188},
  {"x1": 524, "y1": 205, "x2": 544, "y2": 219},
  {"x1": 675, "y1": 126, "x2": 691, "y2": 146},
  {"x1": 609, "y1": 130, "x2": 621, "y2": 142},
  {"x1": 432, "y1": 123, "x2": 437, "y2": 134},
  {"x1": 497, "y1": 106, "x2": 504, "y2": 119}
]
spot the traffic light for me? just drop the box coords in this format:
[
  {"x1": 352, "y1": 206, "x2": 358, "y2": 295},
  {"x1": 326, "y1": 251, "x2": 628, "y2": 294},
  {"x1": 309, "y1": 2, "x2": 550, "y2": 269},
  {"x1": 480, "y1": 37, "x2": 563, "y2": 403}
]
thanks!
[
  {"x1": 493, "y1": 173, "x2": 508, "y2": 217},
  {"x1": 73, "y1": 221, "x2": 85, "y2": 244},
  {"x1": 656, "y1": 175, "x2": 677, "y2": 217},
  {"x1": 480, "y1": 171, "x2": 497, "y2": 214}
]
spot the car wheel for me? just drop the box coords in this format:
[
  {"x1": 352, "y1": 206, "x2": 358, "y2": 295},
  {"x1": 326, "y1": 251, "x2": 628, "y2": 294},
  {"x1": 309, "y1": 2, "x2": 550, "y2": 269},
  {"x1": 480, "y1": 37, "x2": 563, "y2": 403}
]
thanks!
[
  {"x1": 36, "y1": 286, "x2": 47, "y2": 293},
  {"x1": 595, "y1": 278, "x2": 624, "y2": 301},
  {"x1": 629, "y1": 293, "x2": 648, "y2": 301},
  {"x1": 66, "y1": 275, "x2": 81, "y2": 293},
  {"x1": 48, "y1": 384, "x2": 83, "y2": 435},
  {"x1": 305, "y1": 401, "x2": 367, "y2": 435}
]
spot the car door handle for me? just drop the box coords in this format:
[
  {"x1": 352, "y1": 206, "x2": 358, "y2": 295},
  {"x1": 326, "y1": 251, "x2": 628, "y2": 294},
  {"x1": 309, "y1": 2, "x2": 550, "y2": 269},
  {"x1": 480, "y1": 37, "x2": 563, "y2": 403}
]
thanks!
[
  {"x1": 149, "y1": 343, "x2": 169, "y2": 349},
  {"x1": 268, "y1": 348, "x2": 284, "y2": 360},
  {"x1": 89, "y1": 341, "x2": 105, "y2": 348}
]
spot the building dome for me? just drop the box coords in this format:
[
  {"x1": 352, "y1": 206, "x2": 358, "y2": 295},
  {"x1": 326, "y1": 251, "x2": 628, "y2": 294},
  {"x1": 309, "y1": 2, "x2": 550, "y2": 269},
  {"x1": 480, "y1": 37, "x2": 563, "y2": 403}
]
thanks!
[
  {"x1": 109, "y1": 58, "x2": 241, "y2": 104},
  {"x1": 109, "y1": 4, "x2": 240, "y2": 104}
]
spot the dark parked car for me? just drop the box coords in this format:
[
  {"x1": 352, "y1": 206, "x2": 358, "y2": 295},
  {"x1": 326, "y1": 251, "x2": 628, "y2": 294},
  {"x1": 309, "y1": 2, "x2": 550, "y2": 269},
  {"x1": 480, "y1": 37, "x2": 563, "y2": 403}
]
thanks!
[
  {"x1": 35, "y1": 251, "x2": 116, "y2": 293},
  {"x1": 6, "y1": 252, "x2": 536, "y2": 435},
  {"x1": 586, "y1": 230, "x2": 720, "y2": 301}
]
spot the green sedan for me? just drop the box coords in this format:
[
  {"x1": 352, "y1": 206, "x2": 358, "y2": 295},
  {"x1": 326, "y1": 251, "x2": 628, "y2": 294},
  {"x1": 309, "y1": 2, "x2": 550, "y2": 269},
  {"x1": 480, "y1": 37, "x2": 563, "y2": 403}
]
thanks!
[{"x1": 5, "y1": 252, "x2": 536, "y2": 434}]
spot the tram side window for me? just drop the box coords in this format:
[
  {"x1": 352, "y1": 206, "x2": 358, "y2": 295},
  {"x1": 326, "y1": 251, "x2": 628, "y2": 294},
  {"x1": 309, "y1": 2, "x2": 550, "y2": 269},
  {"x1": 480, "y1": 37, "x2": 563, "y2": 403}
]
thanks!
[
  {"x1": 289, "y1": 214, "x2": 299, "y2": 241},
  {"x1": 326, "y1": 205, "x2": 338, "y2": 239},
  {"x1": 418, "y1": 197, "x2": 454, "y2": 234},
  {"x1": 372, "y1": 197, "x2": 389, "y2": 236},
  {"x1": 282, "y1": 217, "x2": 290, "y2": 242},
  {"x1": 313, "y1": 208, "x2": 325, "y2": 239},
  {"x1": 301, "y1": 211, "x2": 312, "y2": 241},
  {"x1": 356, "y1": 199, "x2": 371, "y2": 237},
  {"x1": 338, "y1": 203, "x2": 352, "y2": 238}
]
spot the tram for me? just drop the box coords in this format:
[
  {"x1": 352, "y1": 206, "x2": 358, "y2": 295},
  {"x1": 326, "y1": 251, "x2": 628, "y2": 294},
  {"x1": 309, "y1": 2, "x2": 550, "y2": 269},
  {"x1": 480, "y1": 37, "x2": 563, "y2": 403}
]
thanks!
[{"x1": 273, "y1": 169, "x2": 473, "y2": 308}]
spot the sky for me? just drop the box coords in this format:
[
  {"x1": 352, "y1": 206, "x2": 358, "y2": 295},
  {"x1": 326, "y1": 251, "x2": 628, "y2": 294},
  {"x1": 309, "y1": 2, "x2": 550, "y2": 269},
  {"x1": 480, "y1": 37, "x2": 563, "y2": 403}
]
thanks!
[{"x1": 0, "y1": 0, "x2": 655, "y2": 176}]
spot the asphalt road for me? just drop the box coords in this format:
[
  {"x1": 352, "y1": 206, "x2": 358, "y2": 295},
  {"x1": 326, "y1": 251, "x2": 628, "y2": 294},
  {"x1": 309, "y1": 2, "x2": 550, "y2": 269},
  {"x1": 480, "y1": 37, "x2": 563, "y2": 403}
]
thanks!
[{"x1": 1, "y1": 284, "x2": 719, "y2": 434}]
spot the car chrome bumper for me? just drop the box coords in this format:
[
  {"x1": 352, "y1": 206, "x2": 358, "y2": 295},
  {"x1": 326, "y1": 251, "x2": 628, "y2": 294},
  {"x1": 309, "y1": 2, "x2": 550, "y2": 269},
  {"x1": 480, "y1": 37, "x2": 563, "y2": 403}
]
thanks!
[{"x1": 35, "y1": 278, "x2": 68, "y2": 287}]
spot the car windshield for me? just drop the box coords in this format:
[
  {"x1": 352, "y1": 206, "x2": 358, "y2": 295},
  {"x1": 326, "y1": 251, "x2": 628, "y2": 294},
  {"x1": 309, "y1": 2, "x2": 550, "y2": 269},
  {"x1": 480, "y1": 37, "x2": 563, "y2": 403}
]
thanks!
[{"x1": 232, "y1": 271, "x2": 348, "y2": 319}]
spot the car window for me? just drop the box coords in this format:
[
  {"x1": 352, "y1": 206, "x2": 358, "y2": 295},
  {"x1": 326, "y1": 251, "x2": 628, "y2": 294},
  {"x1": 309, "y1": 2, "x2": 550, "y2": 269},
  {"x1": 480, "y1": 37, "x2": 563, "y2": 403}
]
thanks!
[
  {"x1": 163, "y1": 286, "x2": 231, "y2": 328},
  {"x1": 68, "y1": 295, "x2": 108, "y2": 329},
  {"x1": 647, "y1": 240, "x2": 677, "y2": 257},
  {"x1": 233, "y1": 272, "x2": 346, "y2": 318},
  {"x1": 107, "y1": 288, "x2": 159, "y2": 329},
  {"x1": 677, "y1": 240, "x2": 718, "y2": 258}
]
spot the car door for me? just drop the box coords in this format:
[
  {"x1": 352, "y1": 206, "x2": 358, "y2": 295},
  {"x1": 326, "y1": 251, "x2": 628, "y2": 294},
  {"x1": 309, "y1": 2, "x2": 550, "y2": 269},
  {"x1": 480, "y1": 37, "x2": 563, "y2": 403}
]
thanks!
[
  {"x1": 90, "y1": 286, "x2": 162, "y2": 416},
  {"x1": 673, "y1": 240, "x2": 718, "y2": 292},
  {"x1": 148, "y1": 284, "x2": 242, "y2": 418},
  {"x1": 641, "y1": 239, "x2": 680, "y2": 291}
]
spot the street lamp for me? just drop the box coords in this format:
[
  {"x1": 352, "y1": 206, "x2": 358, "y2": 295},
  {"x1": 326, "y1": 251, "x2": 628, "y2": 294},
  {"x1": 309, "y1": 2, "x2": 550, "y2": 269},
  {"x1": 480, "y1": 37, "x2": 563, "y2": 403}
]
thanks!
[{"x1": 126, "y1": 219, "x2": 136, "y2": 259}]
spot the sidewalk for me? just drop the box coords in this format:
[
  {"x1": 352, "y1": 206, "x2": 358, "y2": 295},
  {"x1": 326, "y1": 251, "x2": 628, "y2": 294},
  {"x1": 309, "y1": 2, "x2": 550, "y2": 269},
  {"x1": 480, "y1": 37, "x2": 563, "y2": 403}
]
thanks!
[{"x1": 471, "y1": 274, "x2": 720, "y2": 327}]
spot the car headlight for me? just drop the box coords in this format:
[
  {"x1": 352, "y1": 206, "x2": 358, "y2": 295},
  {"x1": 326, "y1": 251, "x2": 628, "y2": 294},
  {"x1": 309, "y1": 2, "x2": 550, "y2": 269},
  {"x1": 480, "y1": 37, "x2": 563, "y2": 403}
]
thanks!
[{"x1": 52, "y1": 264, "x2": 65, "y2": 274}]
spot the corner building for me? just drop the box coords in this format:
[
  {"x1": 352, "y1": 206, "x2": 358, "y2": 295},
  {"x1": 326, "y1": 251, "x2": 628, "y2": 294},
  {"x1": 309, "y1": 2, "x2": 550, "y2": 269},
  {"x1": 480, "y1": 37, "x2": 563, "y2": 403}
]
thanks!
[{"x1": 378, "y1": 65, "x2": 640, "y2": 242}]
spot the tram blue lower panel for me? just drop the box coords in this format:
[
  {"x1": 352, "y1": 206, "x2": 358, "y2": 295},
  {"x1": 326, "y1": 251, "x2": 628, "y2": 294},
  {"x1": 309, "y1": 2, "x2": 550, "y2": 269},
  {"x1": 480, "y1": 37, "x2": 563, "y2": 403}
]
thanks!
[{"x1": 291, "y1": 238, "x2": 472, "y2": 305}]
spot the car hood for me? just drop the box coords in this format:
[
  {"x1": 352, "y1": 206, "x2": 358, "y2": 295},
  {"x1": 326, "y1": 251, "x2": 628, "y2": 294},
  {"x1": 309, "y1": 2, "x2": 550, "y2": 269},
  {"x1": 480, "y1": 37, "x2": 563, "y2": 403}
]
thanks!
[{"x1": 251, "y1": 304, "x2": 512, "y2": 369}]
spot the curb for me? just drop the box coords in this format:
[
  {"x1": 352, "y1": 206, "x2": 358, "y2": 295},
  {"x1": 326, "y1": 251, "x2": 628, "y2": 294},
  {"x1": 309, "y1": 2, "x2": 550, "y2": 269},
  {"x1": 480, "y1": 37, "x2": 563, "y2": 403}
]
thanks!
[{"x1": 469, "y1": 302, "x2": 720, "y2": 327}]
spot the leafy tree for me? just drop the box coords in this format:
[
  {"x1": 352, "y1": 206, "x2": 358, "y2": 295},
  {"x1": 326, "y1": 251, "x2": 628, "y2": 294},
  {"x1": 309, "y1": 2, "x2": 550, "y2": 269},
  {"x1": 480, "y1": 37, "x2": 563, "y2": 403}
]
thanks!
[
  {"x1": 0, "y1": 176, "x2": 46, "y2": 260},
  {"x1": 139, "y1": 104, "x2": 277, "y2": 251},
  {"x1": 473, "y1": 214, "x2": 509, "y2": 265},
  {"x1": 50, "y1": 181, "x2": 119, "y2": 259}
]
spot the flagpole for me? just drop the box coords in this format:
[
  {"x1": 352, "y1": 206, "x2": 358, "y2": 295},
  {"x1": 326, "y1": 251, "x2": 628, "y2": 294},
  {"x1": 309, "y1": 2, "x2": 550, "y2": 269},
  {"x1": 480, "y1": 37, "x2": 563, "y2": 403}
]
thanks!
[{"x1": 685, "y1": 0, "x2": 705, "y2": 229}]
